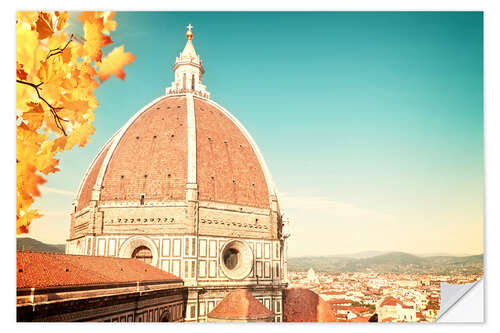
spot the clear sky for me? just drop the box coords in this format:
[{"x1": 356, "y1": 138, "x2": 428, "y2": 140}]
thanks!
[{"x1": 23, "y1": 12, "x2": 483, "y2": 257}]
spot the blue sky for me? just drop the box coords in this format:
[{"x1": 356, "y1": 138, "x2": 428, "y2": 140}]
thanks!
[{"x1": 26, "y1": 12, "x2": 483, "y2": 257}]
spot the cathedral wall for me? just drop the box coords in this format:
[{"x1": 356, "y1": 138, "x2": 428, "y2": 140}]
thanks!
[{"x1": 77, "y1": 234, "x2": 283, "y2": 284}]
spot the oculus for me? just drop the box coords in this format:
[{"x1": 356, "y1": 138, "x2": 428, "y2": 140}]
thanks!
[{"x1": 220, "y1": 239, "x2": 253, "y2": 280}]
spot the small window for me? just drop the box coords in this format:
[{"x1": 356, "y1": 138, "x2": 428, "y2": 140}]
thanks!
[
  {"x1": 190, "y1": 305, "x2": 196, "y2": 319},
  {"x1": 140, "y1": 194, "x2": 145, "y2": 205}
]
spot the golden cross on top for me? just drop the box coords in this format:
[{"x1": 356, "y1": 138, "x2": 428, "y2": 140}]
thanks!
[{"x1": 187, "y1": 24, "x2": 193, "y2": 31}]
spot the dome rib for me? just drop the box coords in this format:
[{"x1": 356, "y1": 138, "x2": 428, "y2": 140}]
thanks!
[{"x1": 74, "y1": 132, "x2": 119, "y2": 211}]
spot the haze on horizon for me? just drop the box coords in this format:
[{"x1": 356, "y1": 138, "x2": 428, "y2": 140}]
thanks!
[{"x1": 17, "y1": 12, "x2": 483, "y2": 259}]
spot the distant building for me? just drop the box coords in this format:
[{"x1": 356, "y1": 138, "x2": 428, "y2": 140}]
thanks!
[
  {"x1": 398, "y1": 280, "x2": 419, "y2": 288},
  {"x1": 307, "y1": 268, "x2": 319, "y2": 283},
  {"x1": 376, "y1": 296, "x2": 417, "y2": 322}
]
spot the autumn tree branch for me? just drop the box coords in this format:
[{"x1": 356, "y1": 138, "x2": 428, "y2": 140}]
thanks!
[
  {"x1": 45, "y1": 34, "x2": 74, "y2": 61},
  {"x1": 16, "y1": 79, "x2": 68, "y2": 136}
]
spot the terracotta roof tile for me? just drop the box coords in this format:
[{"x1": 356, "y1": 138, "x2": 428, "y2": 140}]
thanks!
[
  {"x1": 380, "y1": 296, "x2": 403, "y2": 307},
  {"x1": 100, "y1": 96, "x2": 188, "y2": 202},
  {"x1": 348, "y1": 316, "x2": 370, "y2": 322},
  {"x1": 194, "y1": 97, "x2": 269, "y2": 208},
  {"x1": 17, "y1": 251, "x2": 181, "y2": 289},
  {"x1": 207, "y1": 289, "x2": 274, "y2": 320}
]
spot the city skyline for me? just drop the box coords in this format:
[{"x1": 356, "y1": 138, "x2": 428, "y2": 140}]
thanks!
[{"x1": 20, "y1": 12, "x2": 483, "y2": 257}]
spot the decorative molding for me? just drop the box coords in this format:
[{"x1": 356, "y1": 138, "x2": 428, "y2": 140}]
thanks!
[
  {"x1": 98, "y1": 200, "x2": 187, "y2": 209},
  {"x1": 105, "y1": 217, "x2": 176, "y2": 225}
]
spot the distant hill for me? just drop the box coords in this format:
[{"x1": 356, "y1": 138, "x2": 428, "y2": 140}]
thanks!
[
  {"x1": 288, "y1": 251, "x2": 483, "y2": 275},
  {"x1": 334, "y1": 251, "x2": 387, "y2": 259},
  {"x1": 17, "y1": 237, "x2": 65, "y2": 253}
]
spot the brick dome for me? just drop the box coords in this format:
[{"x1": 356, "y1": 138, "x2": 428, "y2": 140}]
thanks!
[
  {"x1": 207, "y1": 289, "x2": 274, "y2": 321},
  {"x1": 75, "y1": 95, "x2": 276, "y2": 212},
  {"x1": 283, "y1": 288, "x2": 337, "y2": 322}
]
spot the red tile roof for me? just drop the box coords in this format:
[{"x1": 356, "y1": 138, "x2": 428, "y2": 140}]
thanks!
[
  {"x1": 348, "y1": 316, "x2": 370, "y2": 322},
  {"x1": 194, "y1": 97, "x2": 269, "y2": 208},
  {"x1": 100, "y1": 96, "x2": 188, "y2": 203},
  {"x1": 380, "y1": 296, "x2": 403, "y2": 307},
  {"x1": 207, "y1": 289, "x2": 274, "y2": 320},
  {"x1": 350, "y1": 306, "x2": 373, "y2": 315},
  {"x1": 283, "y1": 288, "x2": 336, "y2": 322},
  {"x1": 322, "y1": 291, "x2": 344, "y2": 295},
  {"x1": 17, "y1": 251, "x2": 181, "y2": 289},
  {"x1": 328, "y1": 298, "x2": 352, "y2": 305}
]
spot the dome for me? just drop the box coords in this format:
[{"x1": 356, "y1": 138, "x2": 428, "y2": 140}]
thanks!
[
  {"x1": 75, "y1": 95, "x2": 276, "y2": 212},
  {"x1": 283, "y1": 288, "x2": 337, "y2": 322},
  {"x1": 67, "y1": 25, "x2": 287, "y2": 323},
  {"x1": 207, "y1": 289, "x2": 274, "y2": 322}
]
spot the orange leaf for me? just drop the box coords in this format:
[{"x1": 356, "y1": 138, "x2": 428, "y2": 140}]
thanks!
[
  {"x1": 16, "y1": 62, "x2": 28, "y2": 80},
  {"x1": 97, "y1": 46, "x2": 135, "y2": 82},
  {"x1": 35, "y1": 12, "x2": 54, "y2": 40}
]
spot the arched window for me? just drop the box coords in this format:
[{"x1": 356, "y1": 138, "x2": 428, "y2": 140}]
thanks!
[
  {"x1": 159, "y1": 311, "x2": 169, "y2": 322},
  {"x1": 182, "y1": 73, "x2": 186, "y2": 90},
  {"x1": 132, "y1": 246, "x2": 153, "y2": 264},
  {"x1": 191, "y1": 74, "x2": 195, "y2": 90}
]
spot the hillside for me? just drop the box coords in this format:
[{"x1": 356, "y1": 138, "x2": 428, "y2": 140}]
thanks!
[
  {"x1": 17, "y1": 237, "x2": 65, "y2": 253},
  {"x1": 288, "y1": 252, "x2": 483, "y2": 275}
]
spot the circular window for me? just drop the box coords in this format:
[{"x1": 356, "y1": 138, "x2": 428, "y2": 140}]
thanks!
[
  {"x1": 223, "y1": 248, "x2": 240, "y2": 270},
  {"x1": 220, "y1": 240, "x2": 253, "y2": 280}
]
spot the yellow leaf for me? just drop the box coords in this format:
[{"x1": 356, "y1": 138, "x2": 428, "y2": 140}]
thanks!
[
  {"x1": 22, "y1": 102, "x2": 45, "y2": 130},
  {"x1": 97, "y1": 45, "x2": 135, "y2": 82},
  {"x1": 16, "y1": 10, "x2": 133, "y2": 233},
  {"x1": 55, "y1": 11, "x2": 69, "y2": 31},
  {"x1": 82, "y1": 19, "x2": 113, "y2": 62},
  {"x1": 17, "y1": 209, "x2": 43, "y2": 234}
]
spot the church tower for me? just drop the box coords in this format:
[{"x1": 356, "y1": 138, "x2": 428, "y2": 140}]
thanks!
[{"x1": 67, "y1": 25, "x2": 288, "y2": 322}]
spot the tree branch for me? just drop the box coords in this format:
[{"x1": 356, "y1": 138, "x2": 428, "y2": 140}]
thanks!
[
  {"x1": 45, "y1": 34, "x2": 74, "y2": 61},
  {"x1": 16, "y1": 79, "x2": 68, "y2": 136}
]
